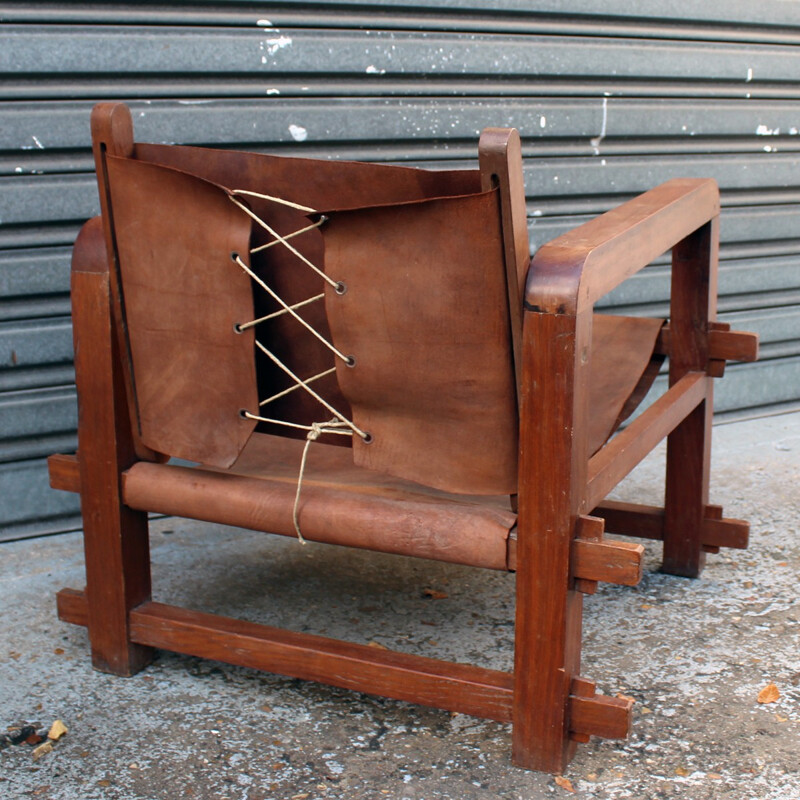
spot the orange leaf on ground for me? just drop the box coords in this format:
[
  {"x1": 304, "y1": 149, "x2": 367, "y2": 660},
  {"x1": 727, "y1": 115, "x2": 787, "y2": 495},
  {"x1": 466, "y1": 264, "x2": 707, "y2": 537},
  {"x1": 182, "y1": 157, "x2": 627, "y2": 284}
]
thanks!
[
  {"x1": 757, "y1": 682, "x2": 780, "y2": 704},
  {"x1": 423, "y1": 589, "x2": 449, "y2": 599},
  {"x1": 554, "y1": 776, "x2": 575, "y2": 793}
]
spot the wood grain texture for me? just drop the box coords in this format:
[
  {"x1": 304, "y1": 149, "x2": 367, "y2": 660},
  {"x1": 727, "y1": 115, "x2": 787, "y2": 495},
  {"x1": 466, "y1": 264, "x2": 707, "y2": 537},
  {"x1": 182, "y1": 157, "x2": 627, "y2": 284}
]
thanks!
[
  {"x1": 571, "y1": 539, "x2": 644, "y2": 587},
  {"x1": 526, "y1": 179, "x2": 719, "y2": 315},
  {"x1": 663, "y1": 219, "x2": 718, "y2": 577},
  {"x1": 592, "y1": 500, "x2": 665, "y2": 540},
  {"x1": 71, "y1": 219, "x2": 152, "y2": 676},
  {"x1": 569, "y1": 693, "x2": 633, "y2": 740},
  {"x1": 57, "y1": 589, "x2": 514, "y2": 722},
  {"x1": 57, "y1": 587, "x2": 87, "y2": 627},
  {"x1": 47, "y1": 453, "x2": 80, "y2": 494},
  {"x1": 479, "y1": 127, "x2": 530, "y2": 396},
  {"x1": 512, "y1": 308, "x2": 591, "y2": 772},
  {"x1": 656, "y1": 324, "x2": 759, "y2": 364}
]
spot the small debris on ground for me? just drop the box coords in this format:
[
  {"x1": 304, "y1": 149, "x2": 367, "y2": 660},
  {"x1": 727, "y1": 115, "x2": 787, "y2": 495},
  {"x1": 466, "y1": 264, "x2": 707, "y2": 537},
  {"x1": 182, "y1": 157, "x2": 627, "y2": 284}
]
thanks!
[
  {"x1": 47, "y1": 720, "x2": 68, "y2": 741},
  {"x1": 32, "y1": 741, "x2": 53, "y2": 760},
  {"x1": 422, "y1": 589, "x2": 448, "y2": 599},
  {"x1": 555, "y1": 775, "x2": 575, "y2": 792},
  {"x1": 757, "y1": 682, "x2": 780, "y2": 704}
]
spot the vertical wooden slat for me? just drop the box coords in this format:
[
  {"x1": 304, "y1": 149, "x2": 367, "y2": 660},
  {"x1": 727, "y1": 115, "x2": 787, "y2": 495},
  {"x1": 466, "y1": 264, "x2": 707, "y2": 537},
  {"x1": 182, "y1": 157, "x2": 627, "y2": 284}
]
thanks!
[
  {"x1": 478, "y1": 127, "x2": 530, "y2": 401},
  {"x1": 512, "y1": 307, "x2": 592, "y2": 772},
  {"x1": 663, "y1": 217, "x2": 718, "y2": 577},
  {"x1": 71, "y1": 219, "x2": 152, "y2": 675}
]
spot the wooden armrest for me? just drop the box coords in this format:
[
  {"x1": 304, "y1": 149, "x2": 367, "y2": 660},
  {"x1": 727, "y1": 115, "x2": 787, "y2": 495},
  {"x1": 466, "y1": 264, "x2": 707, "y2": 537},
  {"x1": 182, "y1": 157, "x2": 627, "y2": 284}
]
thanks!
[{"x1": 525, "y1": 178, "x2": 719, "y2": 314}]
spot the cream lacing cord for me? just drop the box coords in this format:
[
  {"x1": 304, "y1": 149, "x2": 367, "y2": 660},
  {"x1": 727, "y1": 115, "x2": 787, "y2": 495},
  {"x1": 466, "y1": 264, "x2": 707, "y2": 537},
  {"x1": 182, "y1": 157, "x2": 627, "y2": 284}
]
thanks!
[{"x1": 228, "y1": 190, "x2": 370, "y2": 543}]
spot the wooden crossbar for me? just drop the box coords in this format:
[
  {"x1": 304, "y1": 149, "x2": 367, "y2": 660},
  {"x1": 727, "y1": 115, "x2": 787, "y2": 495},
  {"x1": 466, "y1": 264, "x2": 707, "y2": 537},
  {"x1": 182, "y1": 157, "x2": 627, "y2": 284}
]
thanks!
[
  {"x1": 592, "y1": 500, "x2": 749, "y2": 550},
  {"x1": 586, "y1": 372, "x2": 708, "y2": 509},
  {"x1": 57, "y1": 588, "x2": 514, "y2": 722}
]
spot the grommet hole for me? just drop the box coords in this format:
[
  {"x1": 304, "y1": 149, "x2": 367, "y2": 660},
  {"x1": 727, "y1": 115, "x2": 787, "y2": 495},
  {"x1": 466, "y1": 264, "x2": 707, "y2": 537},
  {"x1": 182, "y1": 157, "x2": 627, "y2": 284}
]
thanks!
[
  {"x1": 335, "y1": 281, "x2": 347, "y2": 295},
  {"x1": 362, "y1": 433, "x2": 373, "y2": 444},
  {"x1": 345, "y1": 355, "x2": 356, "y2": 367}
]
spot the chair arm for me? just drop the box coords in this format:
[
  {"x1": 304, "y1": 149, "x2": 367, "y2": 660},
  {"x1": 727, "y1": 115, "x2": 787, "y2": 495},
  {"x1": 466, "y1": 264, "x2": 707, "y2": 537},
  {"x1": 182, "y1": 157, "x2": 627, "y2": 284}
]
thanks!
[{"x1": 525, "y1": 178, "x2": 719, "y2": 315}]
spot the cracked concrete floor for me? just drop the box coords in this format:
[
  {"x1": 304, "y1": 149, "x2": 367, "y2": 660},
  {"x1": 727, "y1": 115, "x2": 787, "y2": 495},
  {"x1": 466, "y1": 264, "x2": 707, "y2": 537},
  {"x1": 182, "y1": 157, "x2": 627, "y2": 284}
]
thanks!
[{"x1": 1, "y1": 412, "x2": 799, "y2": 799}]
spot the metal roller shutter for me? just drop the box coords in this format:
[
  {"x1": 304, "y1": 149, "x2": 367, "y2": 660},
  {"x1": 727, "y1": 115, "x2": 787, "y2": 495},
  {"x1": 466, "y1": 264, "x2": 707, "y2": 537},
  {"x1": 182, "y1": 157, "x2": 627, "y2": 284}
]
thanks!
[{"x1": 1, "y1": 0, "x2": 799, "y2": 539}]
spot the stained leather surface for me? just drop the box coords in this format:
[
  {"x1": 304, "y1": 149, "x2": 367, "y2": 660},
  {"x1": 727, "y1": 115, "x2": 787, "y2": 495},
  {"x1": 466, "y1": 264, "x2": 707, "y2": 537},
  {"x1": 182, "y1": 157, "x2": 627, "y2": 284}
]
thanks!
[
  {"x1": 123, "y1": 432, "x2": 516, "y2": 570},
  {"x1": 105, "y1": 155, "x2": 257, "y2": 467},
  {"x1": 321, "y1": 190, "x2": 519, "y2": 495},
  {"x1": 589, "y1": 314, "x2": 666, "y2": 454},
  {"x1": 105, "y1": 143, "x2": 665, "y2": 494},
  {"x1": 134, "y1": 143, "x2": 482, "y2": 444}
]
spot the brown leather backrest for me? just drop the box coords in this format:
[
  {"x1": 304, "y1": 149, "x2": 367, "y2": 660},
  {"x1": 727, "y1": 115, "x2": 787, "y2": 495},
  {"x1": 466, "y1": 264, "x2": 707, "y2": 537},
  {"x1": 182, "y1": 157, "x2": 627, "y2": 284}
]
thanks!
[
  {"x1": 104, "y1": 143, "x2": 518, "y2": 492},
  {"x1": 105, "y1": 154, "x2": 257, "y2": 467},
  {"x1": 320, "y1": 192, "x2": 518, "y2": 494}
]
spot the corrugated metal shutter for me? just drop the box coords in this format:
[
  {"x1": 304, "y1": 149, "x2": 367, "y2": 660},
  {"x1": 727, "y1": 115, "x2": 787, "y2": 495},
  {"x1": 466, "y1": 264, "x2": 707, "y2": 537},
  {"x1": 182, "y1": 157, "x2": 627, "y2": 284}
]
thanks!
[{"x1": 2, "y1": 0, "x2": 799, "y2": 540}]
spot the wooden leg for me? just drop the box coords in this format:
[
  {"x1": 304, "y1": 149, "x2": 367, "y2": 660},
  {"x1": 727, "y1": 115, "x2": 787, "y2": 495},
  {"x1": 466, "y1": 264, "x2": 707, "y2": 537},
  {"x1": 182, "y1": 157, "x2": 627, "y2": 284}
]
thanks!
[
  {"x1": 662, "y1": 218, "x2": 718, "y2": 578},
  {"x1": 663, "y1": 394, "x2": 711, "y2": 577},
  {"x1": 513, "y1": 309, "x2": 590, "y2": 772},
  {"x1": 70, "y1": 219, "x2": 152, "y2": 675}
]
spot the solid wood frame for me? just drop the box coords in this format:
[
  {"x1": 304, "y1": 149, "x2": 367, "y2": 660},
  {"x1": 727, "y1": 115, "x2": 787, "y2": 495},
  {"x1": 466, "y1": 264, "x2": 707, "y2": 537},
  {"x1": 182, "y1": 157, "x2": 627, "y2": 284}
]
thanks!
[{"x1": 50, "y1": 106, "x2": 757, "y2": 774}]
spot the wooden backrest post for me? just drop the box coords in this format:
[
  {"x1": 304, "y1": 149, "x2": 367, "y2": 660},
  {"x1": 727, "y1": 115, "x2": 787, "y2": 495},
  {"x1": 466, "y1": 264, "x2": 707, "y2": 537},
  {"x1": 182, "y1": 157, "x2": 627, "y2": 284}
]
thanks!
[{"x1": 479, "y1": 128, "x2": 530, "y2": 401}]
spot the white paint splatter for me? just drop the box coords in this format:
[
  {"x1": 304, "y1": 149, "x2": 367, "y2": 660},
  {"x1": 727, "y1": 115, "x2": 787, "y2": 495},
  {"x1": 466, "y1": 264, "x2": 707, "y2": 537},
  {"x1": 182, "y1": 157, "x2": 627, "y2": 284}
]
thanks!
[
  {"x1": 746, "y1": 67, "x2": 753, "y2": 82},
  {"x1": 288, "y1": 124, "x2": 308, "y2": 142},
  {"x1": 539, "y1": 115, "x2": 546, "y2": 128},
  {"x1": 265, "y1": 35, "x2": 292, "y2": 56},
  {"x1": 531, "y1": 209, "x2": 542, "y2": 217},
  {"x1": 790, "y1": 127, "x2": 799, "y2": 135},
  {"x1": 178, "y1": 99, "x2": 212, "y2": 105},
  {"x1": 756, "y1": 125, "x2": 780, "y2": 136},
  {"x1": 256, "y1": 19, "x2": 273, "y2": 27},
  {"x1": 366, "y1": 65, "x2": 386, "y2": 74},
  {"x1": 763, "y1": 145, "x2": 774, "y2": 152},
  {"x1": 31, "y1": 135, "x2": 45, "y2": 149},
  {"x1": 266, "y1": 88, "x2": 280, "y2": 96},
  {"x1": 14, "y1": 167, "x2": 23, "y2": 173},
  {"x1": 590, "y1": 96, "x2": 608, "y2": 155}
]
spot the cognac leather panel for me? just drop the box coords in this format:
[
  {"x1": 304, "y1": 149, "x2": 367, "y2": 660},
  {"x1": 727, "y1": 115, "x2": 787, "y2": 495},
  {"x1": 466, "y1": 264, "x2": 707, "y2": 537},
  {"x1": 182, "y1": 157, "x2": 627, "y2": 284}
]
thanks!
[
  {"x1": 105, "y1": 155, "x2": 257, "y2": 467},
  {"x1": 321, "y1": 190, "x2": 519, "y2": 495},
  {"x1": 133, "y1": 143, "x2": 482, "y2": 444},
  {"x1": 123, "y1": 433, "x2": 516, "y2": 570},
  {"x1": 589, "y1": 314, "x2": 666, "y2": 454}
]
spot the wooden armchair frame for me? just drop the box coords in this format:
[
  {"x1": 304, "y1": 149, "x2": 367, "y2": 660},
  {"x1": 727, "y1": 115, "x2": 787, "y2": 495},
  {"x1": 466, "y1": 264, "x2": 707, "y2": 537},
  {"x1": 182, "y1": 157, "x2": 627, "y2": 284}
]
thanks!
[{"x1": 49, "y1": 104, "x2": 758, "y2": 773}]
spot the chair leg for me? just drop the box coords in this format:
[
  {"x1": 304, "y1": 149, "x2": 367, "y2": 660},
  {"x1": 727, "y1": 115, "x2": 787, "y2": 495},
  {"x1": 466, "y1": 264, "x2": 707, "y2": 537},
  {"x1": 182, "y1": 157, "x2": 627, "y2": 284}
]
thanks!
[
  {"x1": 512, "y1": 309, "x2": 590, "y2": 772},
  {"x1": 70, "y1": 219, "x2": 153, "y2": 675},
  {"x1": 662, "y1": 218, "x2": 717, "y2": 578},
  {"x1": 663, "y1": 394, "x2": 712, "y2": 577}
]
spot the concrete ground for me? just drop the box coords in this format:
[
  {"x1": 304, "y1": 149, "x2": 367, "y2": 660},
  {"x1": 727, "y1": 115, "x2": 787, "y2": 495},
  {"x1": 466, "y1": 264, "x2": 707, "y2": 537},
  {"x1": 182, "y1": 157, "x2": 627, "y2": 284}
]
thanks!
[{"x1": 1, "y1": 412, "x2": 799, "y2": 800}]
